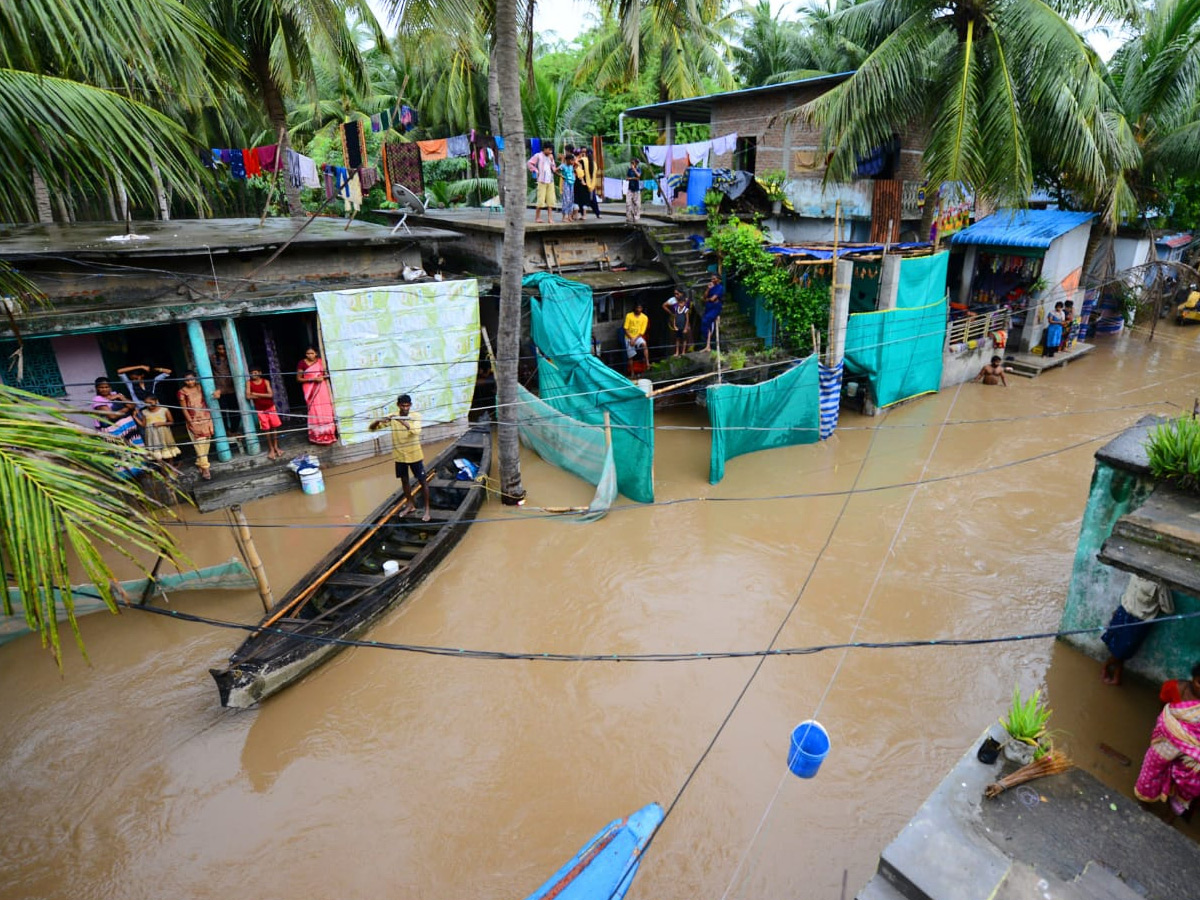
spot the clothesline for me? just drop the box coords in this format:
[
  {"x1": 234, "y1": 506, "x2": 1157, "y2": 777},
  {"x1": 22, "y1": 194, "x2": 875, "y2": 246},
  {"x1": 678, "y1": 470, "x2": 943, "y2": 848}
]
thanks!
[{"x1": 643, "y1": 131, "x2": 738, "y2": 168}]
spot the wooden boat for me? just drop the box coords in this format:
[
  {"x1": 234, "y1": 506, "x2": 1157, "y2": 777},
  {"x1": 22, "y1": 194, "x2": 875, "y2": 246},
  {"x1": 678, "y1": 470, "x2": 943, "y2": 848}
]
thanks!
[
  {"x1": 210, "y1": 420, "x2": 491, "y2": 708},
  {"x1": 523, "y1": 803, "x2": 664, "y2": 900}
]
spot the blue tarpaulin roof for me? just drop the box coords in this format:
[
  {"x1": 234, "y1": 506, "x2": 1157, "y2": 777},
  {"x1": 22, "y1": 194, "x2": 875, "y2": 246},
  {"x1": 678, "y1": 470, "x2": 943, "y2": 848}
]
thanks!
[
  {"x1": 949, "y1": 209, "x2": 1094, "y2": 249},
  {"x1": 767, "y1": 242, "x2": 930, "y2": 260}
]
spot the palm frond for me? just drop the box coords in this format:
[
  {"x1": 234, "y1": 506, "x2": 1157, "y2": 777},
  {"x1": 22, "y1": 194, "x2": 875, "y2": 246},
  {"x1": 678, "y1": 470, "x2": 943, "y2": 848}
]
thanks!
[{"x1": 0, "y1": 385, "x2": 183, "y2": 663}]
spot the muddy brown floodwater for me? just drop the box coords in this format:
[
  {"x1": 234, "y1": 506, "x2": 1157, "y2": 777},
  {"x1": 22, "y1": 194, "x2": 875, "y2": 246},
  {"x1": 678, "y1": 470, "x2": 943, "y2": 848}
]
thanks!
[{"x1": 3, "y1": 325, "x2": 1200, "y2": 900}]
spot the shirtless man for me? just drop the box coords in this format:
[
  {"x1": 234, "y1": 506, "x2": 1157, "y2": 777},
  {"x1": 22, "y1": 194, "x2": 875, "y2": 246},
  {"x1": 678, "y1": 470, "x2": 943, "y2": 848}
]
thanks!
[{"x1": 974, "y1": 355, "x2": 1009, "y2": 387}]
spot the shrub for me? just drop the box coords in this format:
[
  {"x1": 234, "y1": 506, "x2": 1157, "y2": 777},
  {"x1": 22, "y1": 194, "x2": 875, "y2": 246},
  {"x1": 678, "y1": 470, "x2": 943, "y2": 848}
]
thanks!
[
  {"x1": 1001, "y1": 686, "x2": 1051, "y2": 746},
  {"x1": 1146, "y1": 415, "x2": 1200, "y2": 493}
]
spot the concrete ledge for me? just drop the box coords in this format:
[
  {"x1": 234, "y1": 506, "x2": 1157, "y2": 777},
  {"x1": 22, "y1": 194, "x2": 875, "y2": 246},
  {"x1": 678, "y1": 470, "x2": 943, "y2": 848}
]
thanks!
[{"x1": 1095, "y1": 415, "x2": 1166, "y2": 475}]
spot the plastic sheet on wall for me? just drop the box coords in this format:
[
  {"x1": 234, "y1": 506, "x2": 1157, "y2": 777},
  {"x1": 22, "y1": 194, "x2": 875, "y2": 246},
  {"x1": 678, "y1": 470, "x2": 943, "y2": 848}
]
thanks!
[{"x1": 844, "y1": 298, "x2": 947, "y2": 408}]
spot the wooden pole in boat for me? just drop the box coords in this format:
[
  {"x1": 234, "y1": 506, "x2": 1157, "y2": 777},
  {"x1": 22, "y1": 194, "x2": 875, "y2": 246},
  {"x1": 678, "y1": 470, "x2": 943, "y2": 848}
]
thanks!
[
  {"x1": 258, "y1": 126, "x2": 286, "y2": 227},
  {"x1": 715, "y1": 321, "x2": 722, "y2": 384},
  {"x1": 251, "y1": 488, "x2": 422, "y2": 633},
  {"x1": 230, "y1": 504, "x2": 274, "y2": 612}
]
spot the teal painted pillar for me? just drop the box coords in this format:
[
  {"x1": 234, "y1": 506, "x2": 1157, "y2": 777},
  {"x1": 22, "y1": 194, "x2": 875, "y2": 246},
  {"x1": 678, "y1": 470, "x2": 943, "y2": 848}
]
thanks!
[
  {"x1": 220, "y1": 318, "x2": 261, "y2": 455},
  {"x1": 186, "y1": 319, "x2": 232, "y2": 462}
]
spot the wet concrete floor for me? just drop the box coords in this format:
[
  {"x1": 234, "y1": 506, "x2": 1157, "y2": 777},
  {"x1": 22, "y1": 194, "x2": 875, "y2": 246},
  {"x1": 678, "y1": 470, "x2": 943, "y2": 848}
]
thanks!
[{"x1": 2, "y1": 323, "x2": 1200, "y2": 899}]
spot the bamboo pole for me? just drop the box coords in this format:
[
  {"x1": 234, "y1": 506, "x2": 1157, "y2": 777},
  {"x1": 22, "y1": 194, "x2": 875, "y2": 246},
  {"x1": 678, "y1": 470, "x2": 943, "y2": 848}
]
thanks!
[
  {"x1": 139, "y1": 556, "x2": 166, "y2": 605},
  {"x1": 648, "y1": 369, "x2": 720, "y2": 397},
  {"x1": 258, "y1": 126, "x2": 286, "y2": 227},
  {"x1": 231, "y1": 504, "x2": 273, "y2": 612},
  {"x1": 715, "y1": 320, "x2": 722, "y2": 384}
]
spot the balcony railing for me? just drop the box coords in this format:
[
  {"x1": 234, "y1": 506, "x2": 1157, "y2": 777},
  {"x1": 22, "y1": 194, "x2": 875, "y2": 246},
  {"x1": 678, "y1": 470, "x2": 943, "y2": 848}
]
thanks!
[{"x1": 946, "y1": 308, "x2": 1011, "y2": 347}]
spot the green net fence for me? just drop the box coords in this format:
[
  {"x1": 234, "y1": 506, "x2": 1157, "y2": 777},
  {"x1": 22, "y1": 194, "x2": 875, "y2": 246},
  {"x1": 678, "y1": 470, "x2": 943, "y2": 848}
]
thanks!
[
  {"x1": 521, "y1": 273, "x2": 655, "y2": 504},
  {"x1": 844, "y1": 252, "x2": 948, "y2": 408},
  {"x1": 515, "y1": 384, "x2": 617, "y2": 521},
  {"x1": 706, "y1": 354, "x2": 821, "y2": 483}
]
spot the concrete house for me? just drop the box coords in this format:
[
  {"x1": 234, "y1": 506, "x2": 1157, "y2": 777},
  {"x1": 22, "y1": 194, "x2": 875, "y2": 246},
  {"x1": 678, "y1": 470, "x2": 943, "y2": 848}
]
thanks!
[{"x1": 623, "y1": 73, "x2": 928, "y2": 243}]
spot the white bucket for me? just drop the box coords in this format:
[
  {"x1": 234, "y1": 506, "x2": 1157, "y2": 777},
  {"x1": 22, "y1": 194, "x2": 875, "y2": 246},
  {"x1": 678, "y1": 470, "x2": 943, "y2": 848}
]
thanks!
[
  {"x1": 299, "y1": 467, "x2": 325, "y2": 495},
  {"x1": 382, "y1": 560, "x2": 401, "y2": 576}
]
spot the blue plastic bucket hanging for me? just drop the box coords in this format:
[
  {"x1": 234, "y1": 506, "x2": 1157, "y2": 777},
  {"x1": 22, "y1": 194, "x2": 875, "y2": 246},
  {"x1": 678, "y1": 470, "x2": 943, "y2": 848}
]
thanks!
[{"x1": 787, "y1": 720, "x2": 830, "y2": 778}]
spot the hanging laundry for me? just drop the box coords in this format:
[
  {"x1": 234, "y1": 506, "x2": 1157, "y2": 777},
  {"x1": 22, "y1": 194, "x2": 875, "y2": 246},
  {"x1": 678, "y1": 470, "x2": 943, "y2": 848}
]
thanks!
[
  {"x1": 495, "y1": 135, "x2": 505, "y2": 150},
  {"x1": 399, "y1": 105, "x2": 418, "y2": 132},
  {"x1": 592, "y1": 136, "x2": 604, "y2": 181},
  {"x1": 383, "y1": 142, "x2": 424, "y2": 201},
  {"x1": 711, "y1": 132, "x2": 738, "y2": 156},
  {"x1": 256, "y1": 145, "x2": 279, "y2": 172},
  {"x1": 603, "y1": 176, "x2": 626, "y2": 199},
  {"x1": 340, "y1": 120, "x2": 367, "y2": 169},
  {"x1": 299, "y1": 154, "x2": 319, "y2": 188},
  {"x1": 358, "y1": 166, "x2": 380, "y2": 192},
  {"x1": 243, "y1": 148, "x2": 261, "y2": 177},
  {"x1": 211, "y1": 148, "x2": 223, "y2": 166},
  {"x1": 323, "y1": 166, "x2": 336, "y2": 201},
  {"x1": 684, "y1": 140, "x2": 711, "y2": 166},
  {"x1": 416, "y1": 139, "x2": 448, "y2": 161},
  {"x1": 370, "y1": 113, "x2": 382, "y2": 133},
  {"x1": 200, "y1": 149, "x2": 215, "y2": 170},
  {"x1": 380, "y1": 109, "x2": 392, "y2": 131},
  {"x1": 643, "y1": 145, "x2": 689, "y2": 167},
  {"x1": 530, "y1": 137, "x2": 541, "y2": 155},
  {"x1": 446, "y1": 134, "x2": 470, "y2": 158},
  {"x1": 230, "y1": 149, "x2": 247, "y2": 179},
  {"x1": 287, "y1": 149, "x2": 302, "y2": 188},
  {"x1": 346, "y1": 171, "x2": 362, "y2": 213}
]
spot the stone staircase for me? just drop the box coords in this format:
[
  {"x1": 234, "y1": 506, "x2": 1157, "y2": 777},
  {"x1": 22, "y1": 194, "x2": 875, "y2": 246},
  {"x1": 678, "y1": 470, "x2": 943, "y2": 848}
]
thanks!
[{"x1": 642, "y1": 224, "x2": 763, "y2": 353}]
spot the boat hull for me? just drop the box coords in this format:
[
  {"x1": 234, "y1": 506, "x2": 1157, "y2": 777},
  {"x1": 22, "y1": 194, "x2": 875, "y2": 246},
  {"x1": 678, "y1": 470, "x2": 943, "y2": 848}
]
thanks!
[
  {"x1": 209, "y1": 419, "x2": 491, "y2": 708},
  {"x1": 523, "y1": 803, "x2": 664, "y2": 900}
]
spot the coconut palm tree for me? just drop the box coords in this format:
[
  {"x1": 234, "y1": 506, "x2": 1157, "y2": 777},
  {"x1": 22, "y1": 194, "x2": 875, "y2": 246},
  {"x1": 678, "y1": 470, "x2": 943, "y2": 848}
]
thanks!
[
  {"x1": 792, "y1": 0, "x2": 1140, "y2": 212},
  {"x1": 194, "y1": 0, "x2": 385, "y2": 217},
  {"x1": 1096, "y1": 0, "x2": 1200, "y2": 225},
  {"x1": 0, "y1": 0, "x2": 239, "y2": 222},
  {"x1": 579, "y1": 0, "x2": 738, "y2": 102},
  {"x1": 732, "y1": 0, "x2": 870, "y2": 87}
]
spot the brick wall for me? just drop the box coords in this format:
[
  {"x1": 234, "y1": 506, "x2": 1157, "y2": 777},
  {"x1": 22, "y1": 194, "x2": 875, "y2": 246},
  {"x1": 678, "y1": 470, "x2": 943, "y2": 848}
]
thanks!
[{"x1": 709, "y1": 84, "x2": 926, "y2": 183}]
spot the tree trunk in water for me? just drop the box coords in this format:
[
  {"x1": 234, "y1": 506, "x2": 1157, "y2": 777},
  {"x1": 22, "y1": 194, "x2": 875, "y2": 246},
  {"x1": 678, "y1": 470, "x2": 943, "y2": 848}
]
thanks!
[
  {"x1": 494, "y1": 0, "x2": 526, "y2": 504},
  {"x1": 253, "y1": 49, "x2": 303, "y2": 219},
  {"x1": 31, "y1": 170, "x2": 53, "y2": 223}
]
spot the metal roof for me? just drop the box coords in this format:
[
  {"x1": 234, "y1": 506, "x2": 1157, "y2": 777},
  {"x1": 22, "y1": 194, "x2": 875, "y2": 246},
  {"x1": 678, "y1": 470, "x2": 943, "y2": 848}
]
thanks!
[
  {"x1": 1157, "y1": 233, "x2": 1194, "y2": 249},
  {"x1": 623, "y1": 72, "x2": 854, "y2": 124},
  {"x1": 949, "y1": 209, "x2": 1095, "y2": 249}
]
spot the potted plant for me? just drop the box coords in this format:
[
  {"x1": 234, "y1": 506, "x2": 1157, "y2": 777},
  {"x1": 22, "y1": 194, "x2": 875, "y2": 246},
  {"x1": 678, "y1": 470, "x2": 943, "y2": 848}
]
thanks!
[
  {"x1": 757, "y1": 169, "x2": 788, "y2": 214},
  {"x1": 1000, "y1": 686, "x2": 1052, "y2": 766}
]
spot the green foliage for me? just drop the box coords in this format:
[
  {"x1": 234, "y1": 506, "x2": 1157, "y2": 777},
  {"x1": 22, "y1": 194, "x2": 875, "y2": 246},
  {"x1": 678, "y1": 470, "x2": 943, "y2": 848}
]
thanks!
[
  {"x1": 1001, "y1": 686, "x2": 1052, "y2": 745},
  {"x1": 726, "y1": 348, "x2": 747, "y2": 370},
  {"x1": 707, "y1": 217, "x2": 828, "y2": 353},
  {"x1": 1146, "y1": 416, "x2": 1200, "y2": 494},
  {"x1": 0, "y1": 384, "x2": 184, "y2": 663}
]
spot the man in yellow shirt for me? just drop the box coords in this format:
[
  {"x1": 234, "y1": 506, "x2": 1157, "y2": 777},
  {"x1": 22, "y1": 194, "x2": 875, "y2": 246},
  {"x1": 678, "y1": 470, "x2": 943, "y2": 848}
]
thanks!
[
  {"x1": 369, "y1": 393, "x2": 431, "y2": 521},
  {"x1": 623, "y1": 302, "x2": 650, "y2": 370}
]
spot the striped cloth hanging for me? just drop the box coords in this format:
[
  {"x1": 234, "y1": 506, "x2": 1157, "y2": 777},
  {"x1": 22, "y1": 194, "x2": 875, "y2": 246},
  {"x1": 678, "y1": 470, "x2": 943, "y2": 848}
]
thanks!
[{"x1": 818, "y1": 360, "x2": 843, "y2": 440}]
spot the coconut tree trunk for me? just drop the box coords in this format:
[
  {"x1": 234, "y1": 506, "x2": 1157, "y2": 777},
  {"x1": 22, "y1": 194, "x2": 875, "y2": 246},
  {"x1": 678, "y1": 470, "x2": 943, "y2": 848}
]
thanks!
[
  {"x1": 31, "y1": 171, "x2": 53, "y2": 223},
  {"x1": 151, "y1": 158, "x2": 170, "y2": 221},
  {"x1": 487, "y1": 40, "x2": 502, "y2": 141},
  {"x1": 494, "y1": 0, "x2": 526, "y2": 504},
  {"x1": 253, "y1": 49, "x2": 304, "y2": 219}
]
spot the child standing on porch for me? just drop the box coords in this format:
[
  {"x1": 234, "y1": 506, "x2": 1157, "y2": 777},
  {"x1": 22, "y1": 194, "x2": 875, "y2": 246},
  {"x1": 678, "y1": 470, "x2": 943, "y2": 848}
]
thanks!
[
  {"x1": 134, "y1": 394, "x2": 181, "y2": 465},
  {"x1": 369, "y1": 394, "x2": 432, "y2": 522},
  {"x1": 246, "y1": 367, "x2": 284, "y2": 460}
]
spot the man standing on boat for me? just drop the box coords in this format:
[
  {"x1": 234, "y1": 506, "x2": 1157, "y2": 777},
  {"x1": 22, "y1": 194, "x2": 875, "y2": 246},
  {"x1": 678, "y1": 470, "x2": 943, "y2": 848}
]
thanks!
[{"x1": 370, "y1": 394, "x2": 431, "y2": 522}]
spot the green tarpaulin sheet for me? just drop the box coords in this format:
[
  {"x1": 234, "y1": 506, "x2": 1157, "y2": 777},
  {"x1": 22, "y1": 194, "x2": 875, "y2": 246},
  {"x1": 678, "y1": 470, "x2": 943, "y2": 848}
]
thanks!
[
  {"x1": 844, "y1": 298, "x2": 947, "y2": 408},
  {"x1": 522, "y1": 273, "x2": 654, "y2": 503},
  {"x1": 896, "y1": 251, "x2": 950, "y2": 309},
  {"x1": 706, "y1": 354, "x2": 820, "y2": 483}
]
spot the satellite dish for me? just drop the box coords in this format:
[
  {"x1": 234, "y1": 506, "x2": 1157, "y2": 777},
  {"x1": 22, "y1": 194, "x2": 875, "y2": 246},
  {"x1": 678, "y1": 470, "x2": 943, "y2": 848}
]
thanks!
[
  {"x1": 392, "y1": 184, "x2": 425, "y2": 212},
  {"x1": 387, "y1": 184, "x2": 426, "y2": 235}
]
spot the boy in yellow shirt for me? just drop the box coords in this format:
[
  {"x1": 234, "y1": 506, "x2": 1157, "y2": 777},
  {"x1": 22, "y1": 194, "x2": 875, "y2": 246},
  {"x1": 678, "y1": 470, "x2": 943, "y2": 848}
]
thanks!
[
  {"x1": 369, "y1": 393, "x2": 431, "y2": 521},
  {"x1": 623, "y1": 302, "x2": 650, "y2": 370}
]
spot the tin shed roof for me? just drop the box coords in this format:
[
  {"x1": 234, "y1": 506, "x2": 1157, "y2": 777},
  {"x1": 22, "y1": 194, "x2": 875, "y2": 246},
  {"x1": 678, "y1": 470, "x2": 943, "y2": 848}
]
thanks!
[
  {"x1": 949, "y1": 209, "x2": 1095, "y2": 249},
  {"x1": 1157, "y1": 233, "x2": 1194, "y2": 249}
]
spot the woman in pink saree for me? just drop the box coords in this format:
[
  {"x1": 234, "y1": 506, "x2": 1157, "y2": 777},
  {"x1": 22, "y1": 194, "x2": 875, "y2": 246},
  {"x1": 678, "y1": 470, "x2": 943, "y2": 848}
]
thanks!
[
  {"x1": 296, "y1": 347, "x2": 337, "y2": 445},
  {"x1": 1135, "y1": 663, "x2": 1200, "y2": 818}
]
